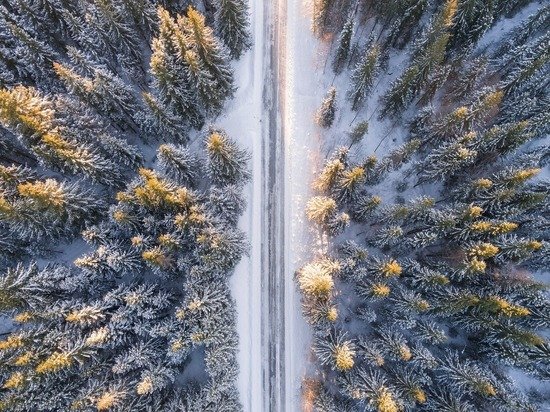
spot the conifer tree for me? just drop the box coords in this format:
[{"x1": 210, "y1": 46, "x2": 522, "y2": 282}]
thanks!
[
  {"x1": 312, "y1": 0, "x2": 332, "y2": 35},
  {"x1": 385, "y1": 0, "x2": 429, "y2": 50},
  {"x1": 0, "y1": 86, "x2": 122, "y2": 185},
  {"x1": 213, "y1": 0, "x2": 252, "y2": 58},
  {"x1": 451, "y1": 0, "x2": 495, "y2": 50},
  {"x1": 157, "y1": 144, "x2": 201, "y2": 186},
  {"x1": 306, "y1": 196, "x2": 337, "y2": 226},
  {"x1": 349, "y1": 121, "x2": 369, "y2": 146},
  {"x1": 149, "y1": 7, "x2": 204, "y2": 128},
  {"x1": 0, "y1": 0, "x2": 251, "y2": 409},
  {"x1": 206, "y1": 128, "x2": 250, "y2": 185},
  {"x1": 184, "y1": 6, "x2": 235, "y2": 110},
  {"x1": 381, "y1": 0, "x2": 458, "y2": 117},
  {"x1": 298, "y1": 259, "x2": 340, "y2": 297},
  {"x1": 139, "y1": 92, "x2": 187, "y2": 142},
  {"x1": 300, "y1": 3, "x2": 549, "y2": 410},
  {"x1": 53, "y1": 62, "x2": 140, "y2": 129},
  {"x1": 332, "y1": 15, "x2": 354, "y2": 74},
  {"x1": 314, "y1": 331, "x2": 355, "y2": 372},
  {"x1": 316, "y1": 87, "x2": 337, "y2": 128},
  {"x1": 348, "y1": 45, "x2": 381, "y2": 111},
  {"x1": 417, "y1": 133, "x2": 477, "y2": 183}
]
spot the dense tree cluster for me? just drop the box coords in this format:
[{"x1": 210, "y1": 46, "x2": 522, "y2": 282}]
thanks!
[
  {"x1": 0, "y1": 1, "x2": 251, "y2": 410},
  {"x1": 305, "y1": 1, "x2": 549, "y2": 411}
]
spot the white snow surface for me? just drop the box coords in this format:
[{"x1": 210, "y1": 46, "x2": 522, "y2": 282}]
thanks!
[
  {"x1": 216, "y1": 0, "x2": 264, "y2": 409},
  {"x1": 283, "y1": 0, "x2": 322, "y2": 409}
]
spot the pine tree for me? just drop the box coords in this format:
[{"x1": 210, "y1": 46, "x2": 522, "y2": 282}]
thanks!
[
  {"x1": 85, "y1": 0, "x2": 143, "y2": 78},
  {"x1": 332, "y1": 15, "x2": 354, "y2": 74},
  {"x1": 53, "y1": 62, "x2": 140, "y2": 129},
  {"x1": 494, "y1": 5, "x2": 550, "y2": 58},
  {"x1": 313, "y1": 149, "x2": 347, "y2": 193},
  {"x1": 349, "y1": 121, "x2": 369, "y2": 146},
  {"x1": 0, "y1": 263, "x2": 74, "y2": 311},
  {"x1": 385, "y1": 0, "x2": 429, "y2": 50},
  {"x1": 196, "y1": 226, "x2": 247, "y2": 273},
  {"x1": 183, "y1": 6, "x2": 235, "y2": 110},
  {"x1": 339, "y1": 368, "x2": 402, "y2": 411},
  {"x1": 3, "y1": 19, "x2": 58, "y2": 84},
  {"x1": 314, "y1": 331, "x2": 355, "y2": 372},
  {"x1": 0, "y1": 0, "x2": 251, "y2": 408},
  {"x1": 449, "y1": 57, "x2": 487, "y2": 100},
  {"x1": 417, "y1": 134, "x2": 478, "y2": 183},
  {"x1": 213, "y1": 0, "x2": 252, "y2": 58},
  {"x1": 348, "y1": 44, "x2": 381, "y2": 111},
  {"x1": 352, "y1": 193, "x2": 381, "y2": 221},
  {"x1": 336, "y1": 166, "x2": 366, "y2": 202},
  {"x1": 312, "y1": 0, "x2": 332, "y2": 35},
  {"x1": 316, "y1": 87, "x2": 337, "y2": 128},
  {"x1": 451, "y1": 0, "x2": 495, "y2": 50},
  {"x1": 157, "y1": 144, "x2": 201, "y2": 186},
  {"x1": 149, "y1": 7, "x2": 204, "y2": 128},
  {"x1": 306, "y1": 196, "x2": 337, "y2": 226},
  {"x1": 499, "y1": 32, "x2": 550, "y2": 92},
  {"x1": 0, "y1": 86, "x2": 122, "y2": 185},
  {"x1": 298, "y1": 258, "x2": 340, "y2": 297},
  {"x1": 208, "y1": 185, "x2": 246, "y2": 226},
  {"x1": 206, "y1": 128, "x2": 250, "y2": 185},
  {"x1": 381, "y1": 0, "x2": 458, "y2": 117},
  {"x1": 438, "y1": 353, "x2": 497, "y2": 397},
  {"x1": 139, "y1": 92, "x2": 187, "y2": 142}
]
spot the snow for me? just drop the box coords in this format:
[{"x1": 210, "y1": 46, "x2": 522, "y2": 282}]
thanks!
[
  {"x1": 283, "y1": 0, "x2": 322, "y2": 408},
  {"x1": 220, "y1": 0, "x2": 327, "y2": 408},
  {"x1": 216, "y1": 0, "x2": 265, "y2": 409}
]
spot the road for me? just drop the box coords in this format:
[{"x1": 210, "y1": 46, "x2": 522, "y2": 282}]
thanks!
[
  {"x1": 262, "y1": 0, "x2": 286, "y2": 409},
  {"x1": 228, "y1": 0, "x2": 318, "y2": 410},
  {"x1": 262, "y1": 0, "x2": 318, "y2": 410}
]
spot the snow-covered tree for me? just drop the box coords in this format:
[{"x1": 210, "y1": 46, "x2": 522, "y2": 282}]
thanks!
[
  {"x1": 348, "y1": 44, "x2": 381, "y2": 111},
  {"x1": 213, "y1": 0, "x2": 252, "y2": 58},
  {"x1": 316, "y1": 87, "x2": 337, "y2": 128}
]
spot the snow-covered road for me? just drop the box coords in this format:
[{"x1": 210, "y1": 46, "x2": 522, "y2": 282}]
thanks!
[{"x1": 222, "y1": 0, "x2": 323, "y2": 410}]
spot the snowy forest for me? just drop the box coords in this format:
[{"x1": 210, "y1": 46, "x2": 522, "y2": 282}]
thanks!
[
  {"x1": 0, "y1": 0, "x2": 251, "y2": 410},
  {"x1": 0, "y1": 0, "x2": 549, "y2": 411},
  {"x1": 301, "y1": 0, "x2": 549, "y2": 411}
]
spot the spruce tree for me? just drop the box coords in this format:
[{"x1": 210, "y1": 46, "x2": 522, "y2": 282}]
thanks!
[
  {"x1": 183, "y1": 6, "x2": 235, "y2": 111},
  {"x1": 348, "y1": 44, "x2": 381, "y2": 111},
  {"x1": 349, "y1": 121, "x2": 369, "y2": 146},
  {"x1": 316, "y1": 87, "x2": 337, "y2": 128},
  {"x1": 206, "y1": 128, "x2": 250, "y2": 185},
  {"x1": 332, "y1": 15, "x2": 354, "y2": 74},
  {"x1": 451, "y1": 0, "x2": 495, "y2": 50},
  {"x1": 0, "y1": 86, "x2": 122, "y2": 185},
  {"x1": 213, "y1": 0, "x2": 252, "y2": 58},
  {"x1": 149, "y1": 7, "x2": 204, "y2": 128},
  {"x1": 381, "y1": 0, "x2": 458, "y2": 117},
  {"x1": 312, "y1": 0, "x2": 332, "y2": 35}
]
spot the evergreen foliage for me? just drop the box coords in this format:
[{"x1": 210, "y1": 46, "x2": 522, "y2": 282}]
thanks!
[
  {"x1": 305, "y1": 1, "x2": 549, "y2": 410},
  {"x1": 213, "y1": 0, "x2": 252, "y2": 59},
  {"x1": 0, "y1": 1, "x2": 250, "y2": 409},
  {"x1": 316, "y1": 87, "x2": 337, "y2": 128}
]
